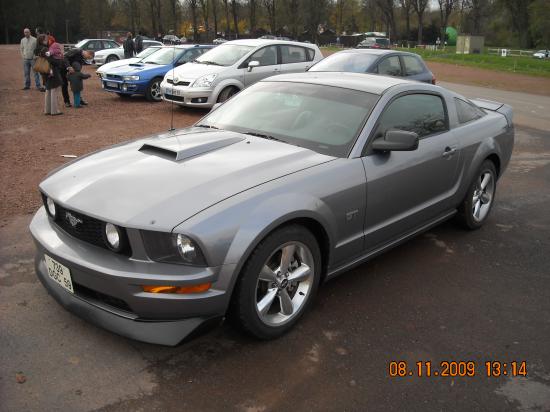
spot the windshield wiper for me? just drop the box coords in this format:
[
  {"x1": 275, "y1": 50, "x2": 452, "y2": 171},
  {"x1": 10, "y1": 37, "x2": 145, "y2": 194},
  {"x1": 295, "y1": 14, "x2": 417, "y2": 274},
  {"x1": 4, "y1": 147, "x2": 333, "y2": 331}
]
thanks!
[
  {"x1": 197, "y1": 60, "x2": 223, "y2": 66},
  {"x1": 143, "y1": 61, "x2": 160, "y2": 65},
  {"x1": 243, "y1": 131, "x2": 285, "y2": 143},
  {"x1": 195, "y1": 124, "x2": 220, "y2": 129}
]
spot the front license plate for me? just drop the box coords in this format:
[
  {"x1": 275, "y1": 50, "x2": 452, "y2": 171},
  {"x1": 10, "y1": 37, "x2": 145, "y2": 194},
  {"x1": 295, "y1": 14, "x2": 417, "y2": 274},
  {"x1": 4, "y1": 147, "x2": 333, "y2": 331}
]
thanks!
[
  {"x1": 45, "y1": 255, "x2": 74, "y2": 294},
  {"x1": 106, "y1": 81, "x2": 119, "y2": 89}
]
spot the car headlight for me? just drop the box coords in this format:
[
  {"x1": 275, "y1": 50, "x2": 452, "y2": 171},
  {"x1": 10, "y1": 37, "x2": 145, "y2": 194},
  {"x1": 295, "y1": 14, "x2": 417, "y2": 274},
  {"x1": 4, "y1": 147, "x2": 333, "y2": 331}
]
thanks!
[
  {"x1": 123, "y1": 75, "x2": 140, "y2": 81},
  {"x1": 193, "y1": 73, "x2": 217, "y2": 88},
  {"x1": 141, "y1": 230, "x2": 207, "y2": 266},
  {"x1": 46, "y1": 197, "x2": 56, "y2": 218}
]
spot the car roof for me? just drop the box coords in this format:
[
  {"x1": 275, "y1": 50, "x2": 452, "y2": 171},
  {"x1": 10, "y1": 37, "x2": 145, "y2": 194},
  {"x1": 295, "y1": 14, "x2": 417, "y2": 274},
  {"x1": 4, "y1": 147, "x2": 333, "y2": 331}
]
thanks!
[
  {"x1": 166, "y1": 44, "x2": 213, "y2": 49},
  {"x1": 223, "y1": 38, "x2": 316, "y2": 48},
  {"x1": 262, "y1": 71, "x2": 413, "y2": 95}
]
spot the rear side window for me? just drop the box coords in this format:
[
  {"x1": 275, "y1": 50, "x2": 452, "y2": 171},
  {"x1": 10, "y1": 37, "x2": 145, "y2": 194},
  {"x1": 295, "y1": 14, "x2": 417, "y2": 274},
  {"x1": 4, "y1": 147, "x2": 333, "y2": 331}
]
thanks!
[
  {"x1": 455, "y1": 98, "x2": 486, "y2": 124},
  {"x1": 377, "y1": 56, "x2": 401, "y2": 76},
  {"x1": 402, "y1": 55, "x2": 425, "y2": 75},
  {"x1": 305, "y1": 48, "x2": 315, "y2": 61},
  {"x1": 376, "y1": 38, "x2": 389, "y2": 46},
  {"x1": 281, "y1": 46, "x2": 307, "y2": 64},
  {"x1": 375, "y1": 93, "x2": 448, "y2": 138}
]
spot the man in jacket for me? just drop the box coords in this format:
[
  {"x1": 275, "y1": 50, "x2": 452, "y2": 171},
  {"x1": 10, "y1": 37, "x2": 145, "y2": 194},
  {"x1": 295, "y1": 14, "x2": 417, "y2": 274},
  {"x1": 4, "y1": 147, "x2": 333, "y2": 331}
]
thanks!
[
  {"x1": 135, "y1": 32, "x2": 144, "y2": 54},
  {"x1": 20, "y1": 28, "x2": 41, "y2": 90},
  {"x1": 123, "y1": 32, "x2": 135, "y2": 59},
  {"x1": 61, "y1": 48, "x2": 94, "y2": 107}
]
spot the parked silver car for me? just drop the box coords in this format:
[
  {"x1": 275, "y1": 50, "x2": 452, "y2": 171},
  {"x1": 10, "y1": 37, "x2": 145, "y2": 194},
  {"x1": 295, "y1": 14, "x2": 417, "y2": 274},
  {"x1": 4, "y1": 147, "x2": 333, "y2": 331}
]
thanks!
[
  {"x1": 160, "y1": 39, "x2": 322, "y2": 108},
  {"x1": 30, "y1": 73, "x2": 513, "y2": 345},
  {"x1": 94, "y1": 40, "x2": 164, "y2": 65}
]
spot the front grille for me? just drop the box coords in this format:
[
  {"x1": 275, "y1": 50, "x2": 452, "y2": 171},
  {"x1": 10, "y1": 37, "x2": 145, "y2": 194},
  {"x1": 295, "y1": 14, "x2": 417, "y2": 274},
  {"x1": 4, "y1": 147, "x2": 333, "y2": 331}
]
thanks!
[
  {"x1": 167, "y1": 79, "x2": 190, "y2": 86},
  {"x1": 164, "y1": 93, "x2": 184, "y2": 102},
  {"x1": 42, "y1": 195, "x2": 131, "y2": 256},
  {"x1": 106, "y1": 74, "x2": 122, "y2": 80},
  {"x1": 73, "y1": 282, "x2": 133, "y2": 314}
]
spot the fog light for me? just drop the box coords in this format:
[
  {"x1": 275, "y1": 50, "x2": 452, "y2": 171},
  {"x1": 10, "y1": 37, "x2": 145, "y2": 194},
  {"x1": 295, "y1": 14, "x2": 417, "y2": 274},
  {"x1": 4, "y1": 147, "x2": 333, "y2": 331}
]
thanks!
[
  {"x1": 122, "y1": 85, "x2": 127, "y2": 91},
  {"x1": 105, "y1": 223, "x2": 120, "y2": 250},
  {"x1": 142, "y1": 283, "x2": 211, "y2": 294},
  {"x1": 46, "y1": 197, "x2": 56, "y2": 218}
]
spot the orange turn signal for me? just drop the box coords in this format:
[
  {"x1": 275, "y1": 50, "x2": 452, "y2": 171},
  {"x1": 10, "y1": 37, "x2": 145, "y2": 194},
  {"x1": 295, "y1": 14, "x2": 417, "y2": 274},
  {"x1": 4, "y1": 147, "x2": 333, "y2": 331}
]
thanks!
[{"x1": 142, "y1": 283, "x2": 211, "y2": 294}]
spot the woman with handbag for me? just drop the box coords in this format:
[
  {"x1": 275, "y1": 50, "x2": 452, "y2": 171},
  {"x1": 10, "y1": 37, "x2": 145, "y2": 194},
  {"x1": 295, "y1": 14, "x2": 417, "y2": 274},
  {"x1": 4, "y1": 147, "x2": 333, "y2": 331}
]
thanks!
[
  {"x1": 43, "y1": 42, "x2": 65, "y2": 116},
  {"x1": 34, "y1": 34, "x2": 49, "y2": 91}
]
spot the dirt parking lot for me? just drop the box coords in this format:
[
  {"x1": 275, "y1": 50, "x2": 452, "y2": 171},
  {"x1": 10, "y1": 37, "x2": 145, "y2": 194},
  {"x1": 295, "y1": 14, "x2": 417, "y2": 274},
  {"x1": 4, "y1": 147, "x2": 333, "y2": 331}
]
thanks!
[{"x1": 1, "y1": 45, "x2": 550, "y2": 411}]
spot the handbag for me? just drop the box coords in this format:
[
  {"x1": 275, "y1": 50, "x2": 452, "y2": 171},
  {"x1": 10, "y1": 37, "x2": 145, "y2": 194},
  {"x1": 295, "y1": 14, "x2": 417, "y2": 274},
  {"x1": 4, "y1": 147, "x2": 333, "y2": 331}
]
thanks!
[{"x1": 33, "y1": 56, "x2": 50, "y2": 74}]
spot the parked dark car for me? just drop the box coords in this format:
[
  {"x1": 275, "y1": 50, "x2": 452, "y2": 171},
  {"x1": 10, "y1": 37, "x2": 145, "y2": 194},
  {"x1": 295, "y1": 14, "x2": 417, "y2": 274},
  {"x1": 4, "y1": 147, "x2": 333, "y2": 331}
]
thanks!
[
  {"x1": 309, "y1": 49, "x2": 436, "y2": 84},
  {"x1": 357, "y1": 37, "x2": 390, "y2": 49}
]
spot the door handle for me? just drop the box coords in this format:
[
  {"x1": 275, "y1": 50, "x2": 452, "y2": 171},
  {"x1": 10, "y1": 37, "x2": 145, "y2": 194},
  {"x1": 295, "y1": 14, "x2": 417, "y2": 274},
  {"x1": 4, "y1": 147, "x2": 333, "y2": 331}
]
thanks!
[{"x1": 442, "y1": 146, "x2": 457, "y2": 157}]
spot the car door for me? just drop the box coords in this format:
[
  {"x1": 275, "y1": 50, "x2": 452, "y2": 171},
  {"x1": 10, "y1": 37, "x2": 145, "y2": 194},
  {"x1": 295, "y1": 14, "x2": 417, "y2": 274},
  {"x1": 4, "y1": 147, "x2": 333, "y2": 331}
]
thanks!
[
  {"x1": 279, "y1": 45, "x2": 312, "y2": 73},
  {"x1": 242, "y1": 45, "x2": 280, "y2": 87},
  {"x1": 361, "y1": 92, "x2": 460, "y2": 251},
  {"x1": 400, "y1": 54, "x2": 431, "y2": 83}
]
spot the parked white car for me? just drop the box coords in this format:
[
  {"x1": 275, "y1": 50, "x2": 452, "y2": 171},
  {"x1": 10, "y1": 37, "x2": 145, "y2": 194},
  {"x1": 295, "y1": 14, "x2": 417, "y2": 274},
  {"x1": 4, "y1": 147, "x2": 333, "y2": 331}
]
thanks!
[
  {"x1": 96, "y1": 46, "x2": 164, "y2": 78},
  {"x1": 160, "y1": 39, "x2": 322, "y2": 108},
  {"x1": 94, "y1": 40, "x2": 163, "y2": 65},
  {"x1": 533, "y1": 50, "x2": 549, "y2": 59}
]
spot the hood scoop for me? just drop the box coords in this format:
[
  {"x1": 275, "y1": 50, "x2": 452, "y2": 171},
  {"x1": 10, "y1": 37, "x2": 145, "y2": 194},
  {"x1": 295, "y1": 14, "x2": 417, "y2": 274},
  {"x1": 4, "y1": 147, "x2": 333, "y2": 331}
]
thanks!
[{"x1": 139, "y1": 132, "x2": 245, "y2": 161}]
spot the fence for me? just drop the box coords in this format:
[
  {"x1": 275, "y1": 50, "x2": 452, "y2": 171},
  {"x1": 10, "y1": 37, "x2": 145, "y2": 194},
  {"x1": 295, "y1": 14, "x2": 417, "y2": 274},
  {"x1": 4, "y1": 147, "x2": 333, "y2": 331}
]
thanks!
[{"x1": 487, "y1": 48, "x2": 534, "y2": 57}]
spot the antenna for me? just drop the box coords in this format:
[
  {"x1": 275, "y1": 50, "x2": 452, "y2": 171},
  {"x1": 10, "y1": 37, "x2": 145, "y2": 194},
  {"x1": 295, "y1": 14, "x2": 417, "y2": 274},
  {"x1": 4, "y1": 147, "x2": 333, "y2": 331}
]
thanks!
[{"x1": 169, "y1": 43, "x2": 176, "y2": 132}]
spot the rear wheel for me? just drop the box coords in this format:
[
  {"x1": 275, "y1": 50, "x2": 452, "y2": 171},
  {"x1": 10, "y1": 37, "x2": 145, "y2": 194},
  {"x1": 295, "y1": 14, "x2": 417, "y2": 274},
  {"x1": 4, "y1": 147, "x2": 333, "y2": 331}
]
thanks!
[
  {"x1": 106, "y1": 55, "x2": 119, "y2": 63},
  {"x1": 146, "y1": 78, "x2": 163, "y2": 102},
  {"x1": 230, "y1": 225, "x2": 321, "y2": 340},
  {"x1": 217, "y1": 86, "x2": 238, "y2": 103},
  {"x1": 456, "y1": 160, "x2": 497, "y2": 230}
]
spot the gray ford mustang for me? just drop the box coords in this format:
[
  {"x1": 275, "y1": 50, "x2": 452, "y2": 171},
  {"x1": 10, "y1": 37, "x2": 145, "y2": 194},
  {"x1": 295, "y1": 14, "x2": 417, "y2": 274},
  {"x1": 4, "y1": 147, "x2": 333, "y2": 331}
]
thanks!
[{"x1": 30, "y1": 72, "x2": 514, "y2": 345}]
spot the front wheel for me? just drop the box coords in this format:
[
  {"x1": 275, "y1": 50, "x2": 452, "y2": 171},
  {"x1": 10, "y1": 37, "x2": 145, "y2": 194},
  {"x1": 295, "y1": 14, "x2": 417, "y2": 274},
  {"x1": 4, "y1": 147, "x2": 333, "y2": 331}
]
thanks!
[
  {"x1": 145, "y1": 78, "x2": 163, "y2": 102},
  {"x1": 106, "y1": 55, "x2": 119, "y2": 63},
  {"x1": 456, "y1": 160, "x2": 497, "y2": 230},
  {"x1": 217, "y1": 86, "x2": 238, "y2": 103},
  {"x1": 230, "y1": 225, "x2": 321, "y2": 339}
]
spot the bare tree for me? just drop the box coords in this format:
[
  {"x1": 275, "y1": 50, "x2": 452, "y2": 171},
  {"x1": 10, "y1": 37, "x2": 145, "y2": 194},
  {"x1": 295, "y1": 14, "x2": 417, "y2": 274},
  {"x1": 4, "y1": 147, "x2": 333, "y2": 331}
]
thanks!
[
  {"x1": 262, "y1": 0, "x2": 276, "y2": 33},
  {"x1": 412, "y1": 0, "x2": 429, "y2": 44},
  {"x1": 336, "y1": 0, "x2": 346, "y2": 34},
  {"x1": 399, "y1": 0, "x2": 412, "y2": 40},
  {"x1": 437, "y1": 0, "x2": 455, "y2": 47},
  {"x1": 169, "y1": 0, "x2": 179, "y2": 33},
  {"x1": 231, "y1": 0, "x2": 239, "y2": 37},
  {"x1": 285, "y1": 0, "x2": 300, "y2": 39},
  {"x1": 212, "y1": 0, "x2": 219, "y2": 36},
  {"x1": 199, "y1": 0, "x2": 210, "y2": 39},
  {"x1": 223, "y1": 0, "x2": 231, "y2": 35},
  {"x1": 501, "y1": 0, "x2": 533, "y2": 48},
  {"x1": 375, "y1": 0, "x2": 398, "y2": 41},
  {"x1": 249, "y1": 0, "x2": 257, "y2": 33},
  {"x1": 189, "y1": 0, "x2": 199, "y2": 41}
]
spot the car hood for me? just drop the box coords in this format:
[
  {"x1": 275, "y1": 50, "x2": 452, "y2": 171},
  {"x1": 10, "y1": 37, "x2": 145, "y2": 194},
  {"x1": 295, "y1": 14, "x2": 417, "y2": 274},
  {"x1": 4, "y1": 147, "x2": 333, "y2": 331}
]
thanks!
[
  {"x1": 97, "y1": 57, "x2": 139, "y2": 73},
  {"x1": 169, "y1": 62, "x2": 227, "y2": 81},
  {"x1": 106, "y1": 62, "x2": 168, "y2": 76},
  {"x1": 40, "y1": 128, "x2": 334, "y2": 231}
]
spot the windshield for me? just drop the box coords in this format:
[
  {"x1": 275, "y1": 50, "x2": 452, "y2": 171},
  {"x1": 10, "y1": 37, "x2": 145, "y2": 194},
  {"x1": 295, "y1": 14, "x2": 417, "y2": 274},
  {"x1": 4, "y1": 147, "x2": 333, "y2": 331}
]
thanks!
[
  {"x1": 142, "y1": 47, "x2": 182, "y2": 65},
  {"x1": 196, "y1": 44, "x2": 254, "y2": 66},
  {"x1": 309, "y1": 52, "x2": 378, "y2": 73},
  {"x1": 75, "y1": 40, "x2": 88, "y2": 48},
  {"x1": 137, "y1": 47, "x2": 161, "y2": 59},
  {"x1": 198, "y1": 81, "x2": 378, "y2": 157},
  {"x1": 376, "y1": 38, "x2": 389, "y2": 45}
]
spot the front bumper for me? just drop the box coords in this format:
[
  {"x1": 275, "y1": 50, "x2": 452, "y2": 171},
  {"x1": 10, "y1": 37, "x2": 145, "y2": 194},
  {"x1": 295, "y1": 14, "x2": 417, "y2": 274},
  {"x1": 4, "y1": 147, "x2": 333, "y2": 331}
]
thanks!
[
  {"x1": 29, "y1": 207, "x2": 234, "y2": 346},
  {"x1": 160, "y1": 81, "x2": 215, "y2": 108},
  {"x1": 93, "y1": 56, "x2": 107, "y2": 65},
  {"x1": 101, "y1": 78, "x2": 147, "y2": 95}
]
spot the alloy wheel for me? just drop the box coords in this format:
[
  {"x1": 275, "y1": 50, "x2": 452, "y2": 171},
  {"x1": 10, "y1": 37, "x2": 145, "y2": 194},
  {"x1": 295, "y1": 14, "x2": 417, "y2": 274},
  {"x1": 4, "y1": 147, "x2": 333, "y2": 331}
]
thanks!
[{"x1": 472, "y1": 170, "x2": 495, "y2": 222}]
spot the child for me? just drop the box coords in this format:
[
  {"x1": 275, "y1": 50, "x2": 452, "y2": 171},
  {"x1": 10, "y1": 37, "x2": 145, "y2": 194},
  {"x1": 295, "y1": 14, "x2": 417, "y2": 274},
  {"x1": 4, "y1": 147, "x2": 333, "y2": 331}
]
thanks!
[{"x1": 67, "y1": 62, "x2": 90, "y2": 108}]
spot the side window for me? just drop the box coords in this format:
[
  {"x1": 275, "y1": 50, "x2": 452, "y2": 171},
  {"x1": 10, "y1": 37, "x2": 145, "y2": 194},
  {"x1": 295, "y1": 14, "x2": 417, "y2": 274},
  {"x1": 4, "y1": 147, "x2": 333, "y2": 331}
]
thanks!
[
  {"x1": 281, "y1": 45, "x2": 307, "y2": 64},
  {"x1": 249, "y1": 45, "x2": 278, "y2": 66},
  {"x1": 455, "y1": 98, "x2": 485, "y2": 124},
  {"x1": 88, "y1": 41, "x2": 102, "y2": 51},
  {"x1": 374, "y1": 94, "x2": 448, "y2": 138},
  {"x1": 305, "y1": 48, "x2": 315, "y2": 61},
  {"x1": 377, "y1": 56, "x2": 402, "y2": 76},
  {"x1": 402, "y1": 55, "x2": 424, "y2": 76}
]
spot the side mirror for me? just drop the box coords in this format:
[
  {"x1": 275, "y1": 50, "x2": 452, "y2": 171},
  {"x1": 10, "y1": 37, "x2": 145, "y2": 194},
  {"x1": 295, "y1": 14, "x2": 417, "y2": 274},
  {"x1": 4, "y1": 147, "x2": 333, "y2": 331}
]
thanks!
[
  {"x1": 211, "y1": 102, "x2": 223, "y2": 112},
  {"x1": 372, "y1": 130, "x2": 419, "y2": 152},
  {"x1": 247, "y1": 60, "x2": 260, "y2": 72}
]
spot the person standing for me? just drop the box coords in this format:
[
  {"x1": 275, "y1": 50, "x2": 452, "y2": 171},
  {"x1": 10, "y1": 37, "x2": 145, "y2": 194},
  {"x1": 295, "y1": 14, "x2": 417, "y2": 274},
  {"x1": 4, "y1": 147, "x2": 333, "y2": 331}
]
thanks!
[
  {"x1": 62, "y1": 48, "x2": 94, "y2": 107},
  {"x1": 67, "y1": 62, "x2": 90, "y2": 108},
  {"x1": 123, "y1": 32, "x2": 135, "y2": 59},
  {"x1": 34, "y1": 34, "x2": 49, "y2": 92},
  {"x1": 20, "y1": 28, "x2": 41, "y2": 90},
  {"x1": 44, "y1": 42, "x2": 65, "y2": 115},
  {"x1": 135, "y1": 31, "x2": 144, "y2": 54}
]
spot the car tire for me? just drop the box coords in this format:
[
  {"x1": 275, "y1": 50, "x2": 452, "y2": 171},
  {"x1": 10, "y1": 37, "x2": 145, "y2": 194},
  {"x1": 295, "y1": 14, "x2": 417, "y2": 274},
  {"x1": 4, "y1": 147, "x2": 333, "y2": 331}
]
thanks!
[
  {"x1": 217, "y1": 86, "x2": 238, "y2": 103},
  {"x1": 145, "y1": 78, "x2": 163, "y2": 102},
  {"x1": 230, "y1": 225, "x2": 322, "y2": 340},
  {"x1": 106, "y1": 55, "x2": 119, "y2": 63},
  {"x1": 456, "y1": 160, "x2": 497, "y2": 230}
]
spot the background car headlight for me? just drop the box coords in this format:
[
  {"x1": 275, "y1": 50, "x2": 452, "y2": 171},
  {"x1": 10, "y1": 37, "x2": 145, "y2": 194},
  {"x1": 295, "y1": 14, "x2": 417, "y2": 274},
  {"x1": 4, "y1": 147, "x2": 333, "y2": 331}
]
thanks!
[
  {"x1": 193, "y1": 74, "x2": 217, "y2": 88},
  {"x1": 46, "y1": 197, "x2": 56, "y2": 218},
  {"x1": 141, "y1": 230, "x2": 207, "y2": 266},
  {"x1": 123, "y1": 75, "x2": 140, "y2": 81}
]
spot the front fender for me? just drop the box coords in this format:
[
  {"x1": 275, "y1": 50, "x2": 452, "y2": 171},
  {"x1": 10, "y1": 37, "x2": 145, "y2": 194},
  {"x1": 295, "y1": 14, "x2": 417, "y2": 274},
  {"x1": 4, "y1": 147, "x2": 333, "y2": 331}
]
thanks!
[{"x1": 212, "y1": 78, "x2": 244, "y2": 100}]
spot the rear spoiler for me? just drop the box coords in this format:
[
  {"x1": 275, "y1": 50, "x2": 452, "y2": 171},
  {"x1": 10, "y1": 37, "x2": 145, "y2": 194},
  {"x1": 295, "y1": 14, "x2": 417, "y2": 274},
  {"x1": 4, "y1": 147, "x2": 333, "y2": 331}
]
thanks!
[{"x1": 471, "y1": 98, "x2": 513, "y2": 127}]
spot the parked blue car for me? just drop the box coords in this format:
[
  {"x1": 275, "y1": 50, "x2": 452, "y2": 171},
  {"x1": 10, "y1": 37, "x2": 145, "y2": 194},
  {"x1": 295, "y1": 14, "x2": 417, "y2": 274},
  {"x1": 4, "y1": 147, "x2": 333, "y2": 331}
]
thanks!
[{"x1": 100, "y1": 45, "x2": 214, "y2": 101}]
